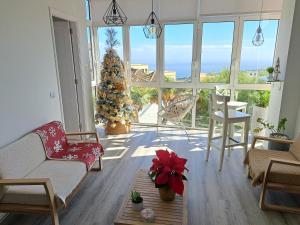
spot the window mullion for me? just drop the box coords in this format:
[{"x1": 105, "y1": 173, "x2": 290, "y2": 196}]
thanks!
[
  {"x1": 123, "y1": 25, "x2": 131, "y2": 86},
  {"x1": 229, "y1": 18, "x2": 241, "y2": 99}
]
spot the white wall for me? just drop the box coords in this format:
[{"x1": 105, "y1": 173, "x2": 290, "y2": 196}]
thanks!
[
  {"x1": 267, "y1": 0, "x2": 296, "y2": 135},
  {"x1": 92, "y1": 0, "x2": 283, "y2": 25},
  {"x1": 278, "y1": 0, "x2": 300, "y2": 137},
  {"x1": 0, "y1": 0, "x2": 94, "y2": 148}
]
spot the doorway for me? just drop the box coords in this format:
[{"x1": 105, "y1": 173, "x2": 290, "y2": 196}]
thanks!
[{"x1": 52, "y1": 16, "x2": 82, "y2": 131}]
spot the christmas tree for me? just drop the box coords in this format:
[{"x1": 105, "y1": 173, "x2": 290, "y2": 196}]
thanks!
[{"x1": 95, "y1": 28, "x2": 133, "y2": 133}]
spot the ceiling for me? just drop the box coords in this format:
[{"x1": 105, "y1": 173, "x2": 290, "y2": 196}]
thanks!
[{"x1": 92, "y1": 0, "x2": 283, "y2": 24}]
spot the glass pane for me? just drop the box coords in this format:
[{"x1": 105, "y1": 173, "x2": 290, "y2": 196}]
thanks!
[
  {"x1": 161, "y1": 88, "x2": 193, "y2": 127},
  {"x1": 239, "y1": 20, "x2": 279, "y2": 84},
  {"x1": 130, "y1": 87, "x2": 158, "y2": 124},
  {"x1": 86, "y1": 27, "x2": 96, "y2": 113},
  {"x1": 164, "y1": 24, "x2": 193, "y2": 83},
  {"x1": 130, "y1": 26, "x2": 156, "y2": 82},
  {"x1": 86, "y1": 27, "x2": 94, "y2": 81},
  {"x1": 195, "y1": 89, "x2": 212, "y2": 128},
  {"x1": 85, "y1": 0, "x2": 91, "y2": 21},
  {"x1": 234, "y1": 90, "x2": 270, "y2": 114},
  {"x1": 200, "y1": 22, "x2": 234, "y2": 83},
  {"x1": 98, "y1": 27, "x2": 123, "y2": 63}
]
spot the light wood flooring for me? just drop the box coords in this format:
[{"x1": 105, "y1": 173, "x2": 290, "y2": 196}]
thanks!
[{"x1": 2, "y1": 126, "x2": 300, "y2": 225}]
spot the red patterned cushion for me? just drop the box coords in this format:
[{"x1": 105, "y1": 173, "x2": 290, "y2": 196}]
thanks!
[{"x1": 34, "y1": 121, "x2": 104, "y2": 170}]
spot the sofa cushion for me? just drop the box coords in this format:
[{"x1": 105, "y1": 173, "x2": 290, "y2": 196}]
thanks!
[
  {"x1": 1, "y1": 160, "x2": 86, "y2": 207},
  {"x1": 245, "y1": 148, "x2": 300, "y2": 186},
  {"x1": 290, "y1": 134, "x2": 300, "y2": 161},
  {"x1": 0, "y1": 133, "x2": 46, "y2": 200}
]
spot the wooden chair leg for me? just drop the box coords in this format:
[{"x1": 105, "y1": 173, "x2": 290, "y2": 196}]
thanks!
[
  {"x1": 91, "y1": 157, "x2": 103, "y2": 171},
  {"x1": 219, "y1": 121, "x2": 228, "y2": 171},
  {"x1": 243, "y1": 119, "x2": 250, "y2": 161},
  {"x1": 259, "y1": 181, "x2": 268, "y2": 210},
  {"x1": 227, "y1": 124, "x2": 233, "y2": 157},
  {"x1": 206, "y1": 118, "x2": 214, "y2": 161},
  {"x1": 99, "y1": 157, "x2": 103, "y2": 170},
  {"x1": 50, "y1": 208, "x2": 60, "y2": 225}
]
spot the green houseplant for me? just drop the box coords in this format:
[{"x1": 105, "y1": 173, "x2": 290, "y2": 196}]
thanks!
[
  {"x1": 131, "y1": 191, "x2": 143, "y2": 211},
  {"x1": 254, "y1": 117, "x2": 289, "y2": 151},
  {"x1": 266, "y1": 67, "x2": 274, "y2": 81},
  {"x1": 251, "y1": 91, "x2": 270, "y2": 136}
]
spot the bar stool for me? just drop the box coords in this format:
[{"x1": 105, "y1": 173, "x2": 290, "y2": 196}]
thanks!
[{"x1": 206, "y1": 92, "x2": 250, "y2": 171}]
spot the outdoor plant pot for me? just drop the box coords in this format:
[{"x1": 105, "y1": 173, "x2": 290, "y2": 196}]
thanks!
[
  {"x1": 251, "y1": 106, "x2": 268, "y2": 136},
  {"x1": 132, "y1": 201, "x2": 143, "y2": 211},
  {"x1": 159, "y1": 187, "x2": 175, "y2": 201},
  {"x1": 268, "y1": 133, "x2": 290, "y2": 151}
]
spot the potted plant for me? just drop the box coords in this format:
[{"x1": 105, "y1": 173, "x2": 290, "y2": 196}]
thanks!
[
  {"x1": 254, "y1": 117, "x2": 289, "y2": 151},
  {"x1": 251, "y1": 91, "x2": 270, "y2": 136},
  {"x1": 266, "y1": 67, "x2": 274, "y2": 81},
  {"x1": 149, "y1": 150, "x2": 187, "y2": 201},
  {"x1": 131, "y1": 191, "x2": 143, "y2": 211}
]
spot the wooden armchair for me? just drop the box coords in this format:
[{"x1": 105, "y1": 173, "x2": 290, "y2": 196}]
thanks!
[{"x1": 245, "y1": 135, "x2": 300, "y2": 213}]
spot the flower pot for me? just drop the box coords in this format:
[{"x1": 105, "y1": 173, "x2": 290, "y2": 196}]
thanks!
[
  {"x1": 268, "y1": 133, "x2": 290, "y2": 151},
  {"x1": 267, "y1": 73, "x2": 273, "y2": 81},
  {"x1": 251, "y1": 106, "x2": 268, "y2": 136},
  {"x1": 132, "y1": 202, "x2": 143, "y2": 211},
  {"x1": 159, "y1": 187, "x2": 175, "y2": 201}
]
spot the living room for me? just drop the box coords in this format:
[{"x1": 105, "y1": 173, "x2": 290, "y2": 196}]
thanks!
[{"x1": 1, "y1": 0, "x2": 300, "y2": 225}]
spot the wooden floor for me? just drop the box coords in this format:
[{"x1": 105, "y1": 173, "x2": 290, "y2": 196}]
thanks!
[{"x1": 2, "y1": 126, "x2": 300, "y2": 225}]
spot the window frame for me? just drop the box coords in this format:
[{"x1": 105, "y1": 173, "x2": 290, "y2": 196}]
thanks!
[{"x1": 90, "y1": 12, "x2": 280, "y2": 128}]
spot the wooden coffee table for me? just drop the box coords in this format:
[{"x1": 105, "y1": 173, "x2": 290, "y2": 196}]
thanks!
[{"x1": 114, "y1": 169, "x2": 187, "y2": 225}]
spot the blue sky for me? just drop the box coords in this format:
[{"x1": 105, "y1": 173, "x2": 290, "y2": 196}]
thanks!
[{"x1": 98, "y1": 20, "x2": 278, "y2": 77}]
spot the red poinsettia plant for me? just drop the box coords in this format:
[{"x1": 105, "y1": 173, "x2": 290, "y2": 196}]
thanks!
[{"x1": 149, "y1": 149, "x2": 188, "y2": 195}]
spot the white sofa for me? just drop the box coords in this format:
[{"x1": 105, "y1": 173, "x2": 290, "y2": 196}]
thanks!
[{"x1": 0, "y1": 132, "x2": 101, "y2": 225}]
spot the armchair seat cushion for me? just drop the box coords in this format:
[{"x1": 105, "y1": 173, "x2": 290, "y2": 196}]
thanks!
[
  {"x1": 0, "y1": 160, "x2": 86, "y2": 207},
  {"x1": 246, "y1": 148, "x2": 300, "y2": 186}
]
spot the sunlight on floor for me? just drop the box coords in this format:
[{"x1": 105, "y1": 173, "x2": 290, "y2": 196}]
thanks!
[
  {"x1": 131, "y1": 146, "x2": 173, "y2": 157},
  {"x1": 102, "y1": 146, "x2": 128, "y2": 160}
]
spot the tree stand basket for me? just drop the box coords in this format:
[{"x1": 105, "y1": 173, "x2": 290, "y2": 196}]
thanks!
[{"x1": 105, "y1": 121, "x2": 130, "y2": 135}]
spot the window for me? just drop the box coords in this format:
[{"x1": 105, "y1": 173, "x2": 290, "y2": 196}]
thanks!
[
  {"x1": 164, "y1": 24, "x2": 193, "y2": 83},
  {"x1": 161, "y1": 88, "x2": 193, "y2": 126},
  {"x1": 85, "y1": 0, "x2": 91, "y2": 21},
  {"x1": 130, "y1": 26, "x2": 156, "y2": 82},
  {"x1": 195, "y1": 89, "x2": 212, "y2": 128},
  {"x1": 200, "y1": 22, "x2": 234, "y2": 83},
  {"x1": 130, "y1": 87, "x2": 158, "y2": 124},
  {"x1": 98, "y1": 27, "x2": 123, "y2": 63},
  {"x1": 239, "y1": 20, "x2": 279, "y2": 84},
  {"x1": 86, "y1": 27, "x2": 94, "y2": 81}
]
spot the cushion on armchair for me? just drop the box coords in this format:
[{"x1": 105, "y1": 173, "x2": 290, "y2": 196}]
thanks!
[
  {"x1": 1, "y1": 160, "x2": 86, "y2": 207},
  {"x1": 0, "y1": 133, "x2": 46, "y2": 200},
  {"x1": 245, "y1": 148, "x2": 300, "y2": 186}
]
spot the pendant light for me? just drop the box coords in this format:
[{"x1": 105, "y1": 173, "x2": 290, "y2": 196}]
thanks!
[
  {"x1": 143, "y1": 0, "x2": 162, "y2": 39},
  {"x1": 252, "y1": 0, "x2": 264, "y2": 46},
  {"x1": 103, "y1": 0, "x2": 127, "y2": 26}
]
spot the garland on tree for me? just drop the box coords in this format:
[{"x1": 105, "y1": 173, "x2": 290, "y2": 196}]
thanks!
[{"x1": 95, "y1": 28, "x2": 133, "y2": 128}]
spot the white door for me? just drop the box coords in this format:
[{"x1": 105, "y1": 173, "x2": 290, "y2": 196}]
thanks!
[{"x1": 53, "y1": 18, "x2": 81, "y2": 131}]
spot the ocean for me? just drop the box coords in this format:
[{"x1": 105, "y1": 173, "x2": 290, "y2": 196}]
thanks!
[{"x1": 156, "y1": 60, "x2": 273, "y2": 79}]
